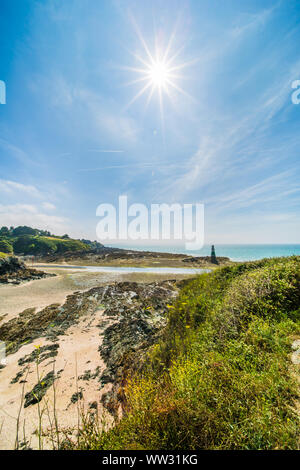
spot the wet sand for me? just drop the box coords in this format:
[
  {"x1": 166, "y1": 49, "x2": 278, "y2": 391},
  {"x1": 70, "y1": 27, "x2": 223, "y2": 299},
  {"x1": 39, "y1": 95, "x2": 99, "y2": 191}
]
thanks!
[{"x1": 0, "y1": 266, "x2": 194, "y2": 325}]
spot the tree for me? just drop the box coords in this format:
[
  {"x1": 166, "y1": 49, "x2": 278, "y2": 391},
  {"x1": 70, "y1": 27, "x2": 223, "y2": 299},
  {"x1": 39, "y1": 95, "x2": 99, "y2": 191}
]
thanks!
[
  {"x1": 0, "y1": 226, "x2": 10, "y2": 237},
  {"x1": 0, "y1": 240, "x2": 13, "y2": 254},
  {"x1": 12, "y1": 226, "x2": 39, "y2": 236},
  {"x1": 13, "y1": 235, "x2": 34, "y2": 254},
  {"x1": 13, "y1": 235, "x2": 57, "y2": 255}
]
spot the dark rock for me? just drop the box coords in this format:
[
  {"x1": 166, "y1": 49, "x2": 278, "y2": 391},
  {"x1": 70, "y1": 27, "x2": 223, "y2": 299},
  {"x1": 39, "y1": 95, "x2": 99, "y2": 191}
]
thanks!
[
  {"x1": 18, "y1": 343, "x2": 59, "y2": 366},
  {"x1": 70, "y1": 390, "x2": 83, "y2": 404},
  {"x1": 182, "y1": 255, "x2": 229, "y2": 264},
  {"x1": 0, "y1": 256, "x2": 55, "y2": 285},
  {"x1": 89, "y1": 401, "x2": 98, "y2": 410},
  {"x1": 11, "y1": 369, "x2": 26, "y2": 384},
  {"x1": 24, "y1": 371, "x2": 55, "y2": 408},
  {"x1": 96, "y1": 280, "x2": 179, "y2": 415}
]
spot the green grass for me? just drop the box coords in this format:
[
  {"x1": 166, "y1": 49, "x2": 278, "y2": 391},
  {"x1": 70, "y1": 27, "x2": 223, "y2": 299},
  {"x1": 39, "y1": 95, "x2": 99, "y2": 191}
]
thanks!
[{"x1": 69, "y1": 257, "x2": 300, "y2": 450}]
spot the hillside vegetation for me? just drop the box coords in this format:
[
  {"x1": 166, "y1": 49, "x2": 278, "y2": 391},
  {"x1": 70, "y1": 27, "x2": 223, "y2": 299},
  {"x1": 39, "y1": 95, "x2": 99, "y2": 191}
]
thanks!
[
  {"x1": 76, "y1": 256, "x2": 300, "y2": 450},
  {"x1": 0, "y1": 225, "x2": 103, "y2": 256}
]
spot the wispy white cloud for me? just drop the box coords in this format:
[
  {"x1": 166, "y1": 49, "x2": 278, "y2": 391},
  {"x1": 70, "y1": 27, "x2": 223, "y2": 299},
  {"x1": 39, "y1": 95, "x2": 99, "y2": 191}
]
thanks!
[
  {"x1": 32, "y1": 74, "x2": 140, "y2": 145},
  {"x1": 0, "y1": 180, "x2": 42, "y2": 198},
  {"x1": 0, "y1": 203, "x2": 69, "y2": 234},
  {"x1": 87, "y1": 149, "x2": 124, "y2": 153},
  {"x1": 155, "y1": 53, "x2": 300, "y2": 205},
  {"x1": 230, "y1": 5, "x2": 278, "y2": 38},
  {"x1": 42, "y1": 202, "x2": 56, "y2": 211},
  {"x1": 209, "y1": 170, "x2": 300, "y2": 211},
  {"x1": 0, "y1": 138, "x2": 33, "y2": 165},
  {"x1": 82, "y1": 93, "x2": 139, "y2": 144}
]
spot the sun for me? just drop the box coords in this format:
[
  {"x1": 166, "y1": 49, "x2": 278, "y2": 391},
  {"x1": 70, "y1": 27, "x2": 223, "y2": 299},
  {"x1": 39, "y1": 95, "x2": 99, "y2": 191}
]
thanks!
[
  {"x1": 122, "y1": 17, "x2": 196, "y2": 123},
  {"x1": 148, "y1": 60, "x2": 170, "y2": 88},
  {"x1": 125, "y1": 49, "x2": 191, "y2": 108}
]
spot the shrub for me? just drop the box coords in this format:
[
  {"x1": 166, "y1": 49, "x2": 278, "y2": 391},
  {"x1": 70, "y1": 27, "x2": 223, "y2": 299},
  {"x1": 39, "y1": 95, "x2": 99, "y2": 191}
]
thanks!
[
  {"x1": 0, "y1": 240, "x2": 13, "y2": 254},
  {"x1": 213, "y1": 259, "x2": 300, "y2": 343}
]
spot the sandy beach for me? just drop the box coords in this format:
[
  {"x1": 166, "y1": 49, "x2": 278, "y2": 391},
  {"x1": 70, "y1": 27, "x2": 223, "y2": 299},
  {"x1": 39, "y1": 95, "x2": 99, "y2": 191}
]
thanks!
[
  {"x1": 0, "y1": 264, "x2": 194, "y2": 449},
  {"x1": 0, "y1": 265, "x2": 194, "y2": 324}
]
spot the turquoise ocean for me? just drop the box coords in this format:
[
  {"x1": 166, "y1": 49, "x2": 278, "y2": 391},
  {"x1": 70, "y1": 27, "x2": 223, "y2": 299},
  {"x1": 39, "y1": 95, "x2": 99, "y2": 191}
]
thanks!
[{"x1": 108, "y1": 244, "x2": 300, "y2": 262}]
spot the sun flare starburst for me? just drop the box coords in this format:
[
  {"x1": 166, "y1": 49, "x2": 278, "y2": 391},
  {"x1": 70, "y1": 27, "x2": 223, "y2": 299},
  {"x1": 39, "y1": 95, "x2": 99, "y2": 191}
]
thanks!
[{"x1": 122, "y1": 19, "x2": 196, "y2": 129}]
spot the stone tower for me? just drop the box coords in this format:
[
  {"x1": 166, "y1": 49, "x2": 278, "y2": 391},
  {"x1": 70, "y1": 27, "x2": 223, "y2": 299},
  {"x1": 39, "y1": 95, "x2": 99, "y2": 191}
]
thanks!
[{"x1": 211, "y1": 245, "x2": 218, "y2": 264}]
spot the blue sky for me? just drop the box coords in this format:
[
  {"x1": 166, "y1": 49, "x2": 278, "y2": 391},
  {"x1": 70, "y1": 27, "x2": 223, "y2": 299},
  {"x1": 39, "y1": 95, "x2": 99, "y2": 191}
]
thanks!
[{"x1": 0, "y1": 0, "x2": 300, "y2": 245}]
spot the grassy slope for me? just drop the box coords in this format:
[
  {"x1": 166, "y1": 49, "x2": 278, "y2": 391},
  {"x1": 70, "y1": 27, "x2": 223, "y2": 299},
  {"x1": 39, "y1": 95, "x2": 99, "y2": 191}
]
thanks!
[
  {"x1": 0, "y1": 227, "x2": 95, "y2": 256},
  {"x1": 79, "y1": 256, "x2": 300, "y2": 450},
  {"x1": 11, "y1": 235, "x2": 88, "y2": 255}
]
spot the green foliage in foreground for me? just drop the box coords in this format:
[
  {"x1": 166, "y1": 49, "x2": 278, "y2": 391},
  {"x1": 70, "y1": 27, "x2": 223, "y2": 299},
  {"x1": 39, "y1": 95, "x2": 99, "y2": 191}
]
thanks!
[{"x1": 85, "y1": 257, "x2": 300, "y2": 450}]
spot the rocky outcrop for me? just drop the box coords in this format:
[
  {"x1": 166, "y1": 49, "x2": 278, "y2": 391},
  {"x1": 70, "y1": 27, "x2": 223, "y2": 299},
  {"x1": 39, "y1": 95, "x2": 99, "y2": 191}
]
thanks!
[
  {"x1": 36, "y1": 248, "x2": 232, "y2": 267},
  {"x1": 182, "y1": 256, "x2": 230, "y2": 264},
  {"x1": 0, "y1": 256, "x2": 54, "y2": 285},
  {"x1": 0, "y1": 279, "x2": 179, "y2": 415},
  {"x1": 98, "y1": 281, "x2": 178, "y2": 414}
]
